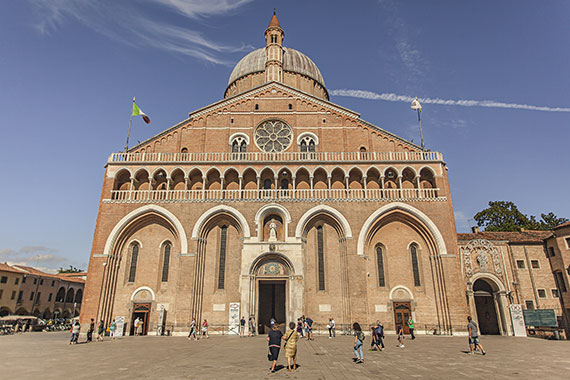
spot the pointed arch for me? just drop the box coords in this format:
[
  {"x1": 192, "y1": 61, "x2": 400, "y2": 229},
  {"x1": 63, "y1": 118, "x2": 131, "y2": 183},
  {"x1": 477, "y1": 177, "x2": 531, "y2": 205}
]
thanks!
[
  {"x1": 357, "y1": 202, "x2": 447, "y2": 256},
  {"x1": 295, "y1": 205, "x2": 352, "y2": 239},
  {"x1": 255, "y1": 203, "x2": 292, "y2": 239},
  {"x1": 103, "y1": 205, "x2": 188, "y2": 255},
  {"x1": 191, "y1": 205, "x2": 251, "y2": 239}
]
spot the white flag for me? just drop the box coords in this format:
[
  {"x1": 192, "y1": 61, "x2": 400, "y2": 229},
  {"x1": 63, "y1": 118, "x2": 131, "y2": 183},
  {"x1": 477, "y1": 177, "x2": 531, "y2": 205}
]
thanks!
[{"x1": 410, "y1": 97, "x2": 422, "y2": 112}]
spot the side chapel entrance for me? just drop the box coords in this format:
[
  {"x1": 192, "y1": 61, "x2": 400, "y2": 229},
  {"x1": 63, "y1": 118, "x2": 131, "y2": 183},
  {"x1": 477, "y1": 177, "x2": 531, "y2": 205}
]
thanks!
[
  {"x1": 393, "y1": 302, "x2": 412, "y2": 334},
  {"x1": 130, "y1": 303, "x2": 150, "y2": 336}
]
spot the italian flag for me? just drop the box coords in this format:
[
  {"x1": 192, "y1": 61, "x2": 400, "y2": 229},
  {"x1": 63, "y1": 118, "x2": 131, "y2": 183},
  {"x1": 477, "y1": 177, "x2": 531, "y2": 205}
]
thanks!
[{"x1": 132, "y1": 101, "x2": 150, "y2": 124}]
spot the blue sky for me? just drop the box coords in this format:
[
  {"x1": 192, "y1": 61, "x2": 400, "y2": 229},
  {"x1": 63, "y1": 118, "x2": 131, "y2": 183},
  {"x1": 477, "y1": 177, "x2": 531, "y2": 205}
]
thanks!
[{"x1": 1, "y1": 0, "x2": 569, "y2": 271}]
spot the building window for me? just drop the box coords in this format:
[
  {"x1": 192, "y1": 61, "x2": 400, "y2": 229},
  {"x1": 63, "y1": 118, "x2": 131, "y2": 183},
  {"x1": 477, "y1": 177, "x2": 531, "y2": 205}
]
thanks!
[
  {"x1": 552, "y1": 289, "x2": 559, "y2": 298},
  {"x1": 288, "y1": 103, "x2": 292, "y2": 110},
  {"x1": 298, "y1": 133, "x2": 317, "y2": 153},
  {"x1": 22, "y1": 277, "x2": 26, "y2": 284},
  {"x1": 181, "y1": 147, "x2": 188, "y2": 153},
  {"x1": 538, "y1": 289, "x2": 546, "y2": 298},
  {"x1": 161, "y1": 242, "x2": 171, "y2": 283},
  {"x1": 48, "y1": 293, "x2": 53, "y2": 302},
  {"x1": 17, "y1": 291, "x2": 23, "y2": 303},
  {"x1": 254, "y1": 119, "x2": 293, "y2": 153},
  {"x1": 263, "y1": 179, "x2": 272, "y2": 190},
  {"x1": 376, "y1": 245, "x2": 385, "y2": 287},
  {"x1": 565, "y1": 237, "x2": 570, "y2": 249},
  {"x1": 555, "y1": 271, "x2": 567, "y2": 292},
  {"x1": 218, "y1": 226, "x2": 228, "y2": 290},
  {"x1": 29, "y1": 292, "x2": 35, "y2": 301},
  {"x1": 231, "y1": 139, "x2": 247, "y2": 153},
  {"x1": 0, "y1": 276, "x2": 7, "y2": 284},
  {"x1": 33, "y1": 278, "x2": 37, "y2": 285},
  {"x1": 360, "y1": 146, "x2": 367, "y2": 153},
  {"x1": 51, "y1": 280, "x2": 55, "y2": 286},
  {"x1": 317, "y1": 225, "x2": 325, "y2": 291},
  {"x1": 230, "y1": 117, "x2": 234, "y2": 124},
  {"x1": 548, "y1": 247, "x2": 555, "y2": 257},
  {"x1": 15, "y1": 278, "x2": 19, "y2": 285},
  {"x1": 40, "y1": 279, "x2": 44, "y2": 285},
  {"x1": 280, "y1": 179, "x2": 289, "y2": 190},
  {"x1": 525, "y1": 300, "x2": 534, "y2": 310},
  {"x1": 410, "y1": 244, "x2": 421, "y2": 287},
  {"x1": 11, "y1": 291, "x2": 16, "y2": 300},
  {"x1": 516, "y1": 260, "x2": 525, "y2": 269},
  {"x1": 255, "y1": 104, "x2": 259, "y2": 110},
  {"x1": 531, "y1": 260, "x2": 540, "y2": 269},
  {"x1": 128, "y1": 243, "x2": 139, "y2": 283},
  {"x1": 36, "y1": 292, "x2": 41, "y2": 302}
]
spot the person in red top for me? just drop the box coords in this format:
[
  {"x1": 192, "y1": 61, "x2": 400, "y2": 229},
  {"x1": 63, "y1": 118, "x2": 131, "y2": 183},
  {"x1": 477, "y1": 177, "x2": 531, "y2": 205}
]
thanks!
[{"x1": 201, "y1": 319, "x2": 209, "y2": 339}]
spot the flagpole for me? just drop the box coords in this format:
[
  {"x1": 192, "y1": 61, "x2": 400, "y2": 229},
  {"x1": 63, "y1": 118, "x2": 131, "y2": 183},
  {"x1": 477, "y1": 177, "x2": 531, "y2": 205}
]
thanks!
[
  {"x1": 418, "y1": 109, "x2": 424, "y2": 151},
  {"x1": 124, "y1": 97, "x2": 134, "y2": 152}
]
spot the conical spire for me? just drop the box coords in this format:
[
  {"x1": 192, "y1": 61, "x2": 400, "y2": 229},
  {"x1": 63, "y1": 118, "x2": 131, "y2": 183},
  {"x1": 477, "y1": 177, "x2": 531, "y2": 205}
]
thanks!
[{"x1": 268, "y1": 10, "x2": 281, "y2": 28}]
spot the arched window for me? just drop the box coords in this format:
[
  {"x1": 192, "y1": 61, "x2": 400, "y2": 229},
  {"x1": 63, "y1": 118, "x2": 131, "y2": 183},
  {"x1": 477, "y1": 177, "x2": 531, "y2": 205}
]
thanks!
[
  {"x1": 128, "y1": 243, "x2": 139, "y2": 283},
  {"x1": 410, "y1": 244, "x2": 421, "y2": 287},
  {"x1": 230, "y1": 134, "x2": 248, "y2": 154},
  {"x1": 218, "y1": 226, "x2": 228, "y2": 289},
  {"x1": 376, "y1": 245, "x2": 385, "y2": 287},
  {"x1": 298, "y1": 133, "x2": 318, "y2": 154},
  {"x1": 161, "y1": 242, "x2": 171, "y2": 282},
  {"x1": 317, "y1": 225, "x2": 325, "y2": 291},
  {"x1": 280, "y1": 179, "x2": 289, "y2": 189}
]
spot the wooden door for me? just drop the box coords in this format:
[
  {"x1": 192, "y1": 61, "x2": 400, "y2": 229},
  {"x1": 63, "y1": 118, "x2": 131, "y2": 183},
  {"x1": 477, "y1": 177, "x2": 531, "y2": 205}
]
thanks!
[
  {"x1": 393, "y1": 302, "x2": 411, "y2": 334},
  {"x1": 131, "y1": 303, "x2": 151, "y2": 335}
]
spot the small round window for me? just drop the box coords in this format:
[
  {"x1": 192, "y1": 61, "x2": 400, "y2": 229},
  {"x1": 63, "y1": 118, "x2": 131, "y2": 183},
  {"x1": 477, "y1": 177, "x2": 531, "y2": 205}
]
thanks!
[{"x1": 254, "y1": 120, "x2": 293, "y2": 153}]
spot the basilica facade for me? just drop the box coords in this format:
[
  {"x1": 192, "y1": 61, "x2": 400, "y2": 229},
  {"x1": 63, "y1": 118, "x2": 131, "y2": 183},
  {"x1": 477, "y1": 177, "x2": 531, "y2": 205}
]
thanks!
[{"x1": 81, "y1": 14, "x2": 565, "y2": 337}]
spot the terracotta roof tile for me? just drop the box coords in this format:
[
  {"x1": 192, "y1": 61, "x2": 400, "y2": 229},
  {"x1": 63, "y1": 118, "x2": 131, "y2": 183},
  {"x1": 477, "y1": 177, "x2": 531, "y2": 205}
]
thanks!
[
  {"x1": 457, "y1": 230, "x2": 552, "y2": 243},
  {"x1": 553, "y1": 220, "x2": 570, "y2": 230},
  {"x1": 0, "y1": 262, "x2": 27, "y2": 274}
]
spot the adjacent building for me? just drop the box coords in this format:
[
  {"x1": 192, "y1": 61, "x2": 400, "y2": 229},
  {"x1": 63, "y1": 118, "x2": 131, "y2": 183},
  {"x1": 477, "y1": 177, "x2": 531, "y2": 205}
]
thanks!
[{"x1": 0, "y1": 263, "x2": 86, "y2": 318}]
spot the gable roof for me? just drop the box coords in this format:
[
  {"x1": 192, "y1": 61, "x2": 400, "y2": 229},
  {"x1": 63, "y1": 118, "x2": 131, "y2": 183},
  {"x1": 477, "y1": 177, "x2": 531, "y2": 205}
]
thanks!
[
  {"x1": 12, "y1": 265, "x2": 86, "y2": 284},
  {"x1": 127, "y1": 81, "x2": 422, "y2": 153},
  {"x1": 553, "y1": 220, "x2": 570, "y2": 230},
  {"x1": 0, "y1": 262, "x2": 27, "y2": 274},
  {"x1": 457, "y1": 230, "x2": 553, "y2": 244}
]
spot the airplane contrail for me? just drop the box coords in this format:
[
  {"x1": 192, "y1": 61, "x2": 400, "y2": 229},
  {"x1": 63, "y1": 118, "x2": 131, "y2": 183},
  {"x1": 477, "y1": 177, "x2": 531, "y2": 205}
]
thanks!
[{"x1": 330, "y1": 89, "x2": 570, "y2": 113}]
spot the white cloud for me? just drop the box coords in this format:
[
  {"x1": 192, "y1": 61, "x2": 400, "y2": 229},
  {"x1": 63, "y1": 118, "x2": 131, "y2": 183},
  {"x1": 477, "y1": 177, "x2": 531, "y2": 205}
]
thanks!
[
  {"x1": 330, "y1": 89, "x2": 570, "y2": 113},
  {"x1": 28, "y1": 0, "x2": 254, "y2": 65},
  {"x1": 0, "y1": 246, "x2": 68, "y2": 271}
]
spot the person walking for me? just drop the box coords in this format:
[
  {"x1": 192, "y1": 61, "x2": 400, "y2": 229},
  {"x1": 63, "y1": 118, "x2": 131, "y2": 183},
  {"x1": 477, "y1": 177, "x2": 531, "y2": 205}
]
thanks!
[
  {"x1": 267, "y1": 323, "x2": 283, "y2": 373},
  {"x1": 408, "y1": 318, "x2": 415, "y2": 340},
  {"x1": 249, "y1": 316, "x2": 256, "y2": 337},
  {"x1": 201, "y1": 319, "x2": 209, "y2": 338},
  {"x1": 396, "y1": 324, "x2": 405, "y2": 348},
  {"x1": 297, "y1": 318, "x2": 304, "y2": 338},
  {"x1": 188, "y1": 318, "x2": 197, "y2": 340},
  {"x1": 467, "y1": 316, "x2": 486, "y2": 355},
  {"x1": 283, "y1": 322, "x2": 299, "y2": 372},
  {"x1": 109, "y1": 319, "x2": 116, "y2": 339},
  {"x1": 376, "y1": 321, "x2": 385, "y2": 351},
  {"x1": 240, "y1": 316, "x2": 246, "y2": 337},
  {"x1": 133, "y1": 317, "x2": 140, "y2": 336},
  {"x1": 369, "y1": 325, "x2": 379, "y2": 351},
  {"x1": 328, "y1": 318, "x2": 336, "y2": 338},
  {"x1": 87, "y1": 318, "x2": 95, "y2": 342},
  {"x1": 69, "y1": 322, "x2": 80, "y2": 345},
  {"x1": 352, "y1": 322, "x2": 364, "y2": 363},
  {"x1": 306, "y1": 316, "x2": 314, "y2": 340},
  {"x1": 97, "y1": 320, "x2": 105, "y2": 342}
]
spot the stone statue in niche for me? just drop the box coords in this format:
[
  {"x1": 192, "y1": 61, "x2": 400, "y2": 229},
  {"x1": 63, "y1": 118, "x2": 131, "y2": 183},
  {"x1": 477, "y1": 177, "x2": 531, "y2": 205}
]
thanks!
[{"x1": 268, "y1": 219, "x2": 277, "y2": 242}]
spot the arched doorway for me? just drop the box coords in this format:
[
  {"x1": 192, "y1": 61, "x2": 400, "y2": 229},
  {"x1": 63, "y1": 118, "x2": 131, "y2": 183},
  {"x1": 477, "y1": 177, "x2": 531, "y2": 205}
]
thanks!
[
  {"x1": 250, "y1": 254, "x2": 294, "y2": 334},
  {"x1": 473, "y1": 279, "x2": 500, "y2": 335}
]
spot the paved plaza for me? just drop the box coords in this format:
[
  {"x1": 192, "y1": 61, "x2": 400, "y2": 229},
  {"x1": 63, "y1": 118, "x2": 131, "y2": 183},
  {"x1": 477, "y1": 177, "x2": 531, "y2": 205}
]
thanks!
[{"x1": 1, "y1": 332, "x2": 569, "y2": 379}]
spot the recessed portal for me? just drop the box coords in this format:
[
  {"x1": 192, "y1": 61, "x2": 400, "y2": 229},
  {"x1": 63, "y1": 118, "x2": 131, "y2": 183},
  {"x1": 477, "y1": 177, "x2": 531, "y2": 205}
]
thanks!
[
  {"x1": 473, "y1": 279, "x2": 500, "y2": 335},
  {"x1": 258, "y1": 280, "x2": 286, "y2": 334}
]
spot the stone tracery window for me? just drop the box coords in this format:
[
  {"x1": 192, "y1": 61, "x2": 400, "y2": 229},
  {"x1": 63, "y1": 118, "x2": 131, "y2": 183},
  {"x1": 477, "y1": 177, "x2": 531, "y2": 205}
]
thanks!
[
  {"x1": 230, "y1": 133, "x2": 248, "y2": 153},
  {"x1": 254, "y1": 120, "x2": 293, "y2": 152},
  {"x1": 298, "y1": 132, "x2": 317, "y2": 153}
]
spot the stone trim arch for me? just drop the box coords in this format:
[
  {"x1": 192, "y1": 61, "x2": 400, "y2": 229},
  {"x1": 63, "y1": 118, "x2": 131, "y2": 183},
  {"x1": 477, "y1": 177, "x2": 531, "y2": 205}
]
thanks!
[
  {"x1": 357, "y1": 202, "x2": 447, "y2": 256},
  {"x1": 229, "y1": 132, "x2": 250, "y2": 145},
  {"x1": 114, "y1": 167, "x2": 132, "y2": 179},
  {"x1": 128, "y1": 239, "x2": 143, "y2": 249},
  {"x1": 295, "y1": 205, "x2": 353, "y2": 238},
  {"x1": 130, "y1": 286, "x2": 156, "y2": 301},
  {"x1": 468, "y1": 272, "x2": 506, "y2": 293},
  {"x1": 389, "y1": 285, "x2": 414, "y2": 300},
  {"x1": 191, "y1": 205, "x2": 251, "y2": 239},
  {"x1": 255, "y1": 203, "x2": 292, "y2": 239},
  {"x1": 249, "y1": 252, "x2": 296, "y2": 276},
  {"x1": 103, "y1": 205, "x2": 188, "y2": 255}
]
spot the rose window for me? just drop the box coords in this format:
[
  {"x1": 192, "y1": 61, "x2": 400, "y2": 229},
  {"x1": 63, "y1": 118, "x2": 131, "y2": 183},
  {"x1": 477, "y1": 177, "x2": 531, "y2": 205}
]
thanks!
[{"x1": 254, "y1": 120, "x2": 293, "y2": 153}]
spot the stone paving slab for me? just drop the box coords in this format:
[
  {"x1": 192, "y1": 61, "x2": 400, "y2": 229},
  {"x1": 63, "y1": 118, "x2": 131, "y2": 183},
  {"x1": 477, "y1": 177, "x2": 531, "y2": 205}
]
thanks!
[{"x1": 0, "y1": 332, "x2": 569, "y2": 379}]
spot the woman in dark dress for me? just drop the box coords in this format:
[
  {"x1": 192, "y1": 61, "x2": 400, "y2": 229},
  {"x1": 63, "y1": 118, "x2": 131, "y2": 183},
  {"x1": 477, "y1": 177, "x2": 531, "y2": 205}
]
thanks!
[{"x1": 267, "y1": 324, "x2": 283, "y2": 373}]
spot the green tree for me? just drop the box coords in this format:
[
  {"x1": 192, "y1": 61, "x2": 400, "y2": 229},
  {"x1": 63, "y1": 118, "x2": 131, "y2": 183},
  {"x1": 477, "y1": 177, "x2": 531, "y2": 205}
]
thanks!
[
  {"x1": 474, "y1": 201, "x2": 568, "y2": 232},
  {"x1": 58, "y1": 265, "x2": 83, "y2": 273}
]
